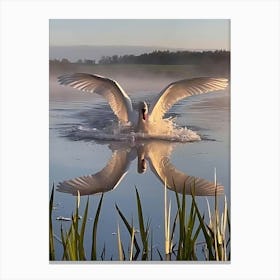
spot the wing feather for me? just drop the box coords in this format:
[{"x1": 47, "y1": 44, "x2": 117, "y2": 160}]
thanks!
[
  {"x1": 149, "y1": 77, "x2": 228, "y2": 121},
  {"x1": 58, "y1": 73, "x2": 133, "y2": 123},
  {"x1": 149, "y1": 157, "x2": 223, "y2": 196},
  {"x1": 146, "y1": 141, "x2": 224, "y2": 196},
  {"x1": 56, "y1": 149, "x2": 130, "y2": 196}
]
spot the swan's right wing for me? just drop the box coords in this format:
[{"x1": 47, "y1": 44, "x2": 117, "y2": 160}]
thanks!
[
  {"x1": 149, "y1": 77, "x2": 228, "y2": 121},
  {"x1": 58, "y1": 73, "x2": 134, "y2": 123},
  {"x1": 147, "y1": 142, "x2": 223, "y2": 196},
  {"x1": 57, "y1": 149, "x2": 131, "y2": 196}
]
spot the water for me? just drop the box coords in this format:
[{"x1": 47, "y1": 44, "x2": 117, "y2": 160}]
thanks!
[{"x1": 49, "y1": 71, "x2": 230, "y2": 261}]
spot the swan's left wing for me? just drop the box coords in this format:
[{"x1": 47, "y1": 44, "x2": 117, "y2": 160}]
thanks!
[
  {"x1": 58, "y1": 73, "x2": 134, "y2": 123},
  {"x1": 149, "y1": 77, "x2": 228, "y2": 121}
]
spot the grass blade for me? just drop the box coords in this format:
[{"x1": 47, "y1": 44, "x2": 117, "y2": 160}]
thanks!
[
  {"x1": 60, "y1": 224, "x2": 69, "y2": 260},
  {"x1": 135, "y1": 187, "x2": 146, "y2": 244},
  {"x1": 170, "y1": 209, "x2": 178, "y2": 242},
  {"x1": 49, "y1": 184, "x2": 55, "y2": 260},
  {"x1": 135, "y1": 187, "x2": 148, "y2": 259},
  {"x1": 79, "y1": 196, "x2": 89, "y2": 260},
  {"x1": 117, "y1": 223, "x2": 124, "y2": 261},
  {"x1": 115, "y1": 204, "x2": 140, "y2": 254},
  {"x1": 129, "y1": 227, "x2": 135, "y2": 261},
  {"x1": 184, "y1": 198, "x2": 196, "y2": 259},
  {"x1": 173, "y1": 184, "x2": 183, "y2": 260},
  {"x1": 156, "y1": 248, "x2": 163, "y2": 261},
  {"x1": 164, "y1": 179, "x2": 172, "y2": 256},
  {"x1": 91, "y1": 193, "x2": 104, "y2": 260},
  {"x1": 191, "y1": 190, "x2": 215, "y2": 260},
  {"x1": 100, "y1": 242, "x2": 106, "y2": 260},
  {"x1": 73, "y1": 212, "x2": 79, "y2": 258}
]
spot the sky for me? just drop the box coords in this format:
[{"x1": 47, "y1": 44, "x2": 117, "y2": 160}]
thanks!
[{"x1": 49, "y1": 19, "x2": 230, "y2": 50}]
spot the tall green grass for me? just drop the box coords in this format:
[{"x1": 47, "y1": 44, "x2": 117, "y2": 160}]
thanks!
[
  {"x1": 50, "y1": 182, "x2": 230, "y2": 261},
  {"x1": 115, "y1": 187, "x2": 151, "y2": 260},
  {"x1": 50, "y1": 188, "x2": 104, "y2": 261}
]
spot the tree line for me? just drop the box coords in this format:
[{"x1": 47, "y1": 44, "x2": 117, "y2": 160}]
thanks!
[
  {"x1": 51, "y1": 50, "x2": 230, "y2": 66},
  {"x1": 98, "y1": 50, "x2": 229, "y2": 65}
]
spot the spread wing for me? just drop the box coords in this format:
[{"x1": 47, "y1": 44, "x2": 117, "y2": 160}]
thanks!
[
  {"x1": 58, "y1": 73, "x2": 134, "y2": 123},
  {"x1": 56, "y1": 149, "x2": 131, "y2": 196},
  {"x1": 149, "y1": 77, "x2": 228, "y2": 121},
  {"x1": 147, "y1": 142, "x2": 224, "y2": 196}
]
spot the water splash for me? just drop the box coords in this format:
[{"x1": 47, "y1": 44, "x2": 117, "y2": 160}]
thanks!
[{"x1": 65, "y1": 119, "x2": 201, "y2": 143}]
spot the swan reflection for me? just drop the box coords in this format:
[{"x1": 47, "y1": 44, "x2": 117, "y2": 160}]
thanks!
[{"x1": 57, "y1": 140, "x2": 223, "y2": 196}]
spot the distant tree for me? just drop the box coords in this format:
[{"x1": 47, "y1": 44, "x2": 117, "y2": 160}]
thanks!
[
  {"x1": 112, "y1": 55, "x2": 119, "y2": 64},
  {"x1": 51, "y1": 59, "x2": 60, "y2": 63},
  {"x1": 84, "y1": 59, "x2": 96, "y2": 65},
  {"x1": 99, "y1": 56, "x2": 112, "y2": 64},
  {"x1": 61, "y1": 58, "x2": 70, "y2": 64}
]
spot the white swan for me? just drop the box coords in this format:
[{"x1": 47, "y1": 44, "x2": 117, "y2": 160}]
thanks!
[
  {"x1": 58, "y1": 73, "x2": 228, "y2": 135},
  {"x1": 57, "y1": 141, "x2": 224, "y2": 196}
]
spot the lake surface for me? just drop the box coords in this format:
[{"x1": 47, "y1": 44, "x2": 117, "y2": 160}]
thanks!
[{"x1": 49, "y1": 68, "x2": 230, "y2": 261}]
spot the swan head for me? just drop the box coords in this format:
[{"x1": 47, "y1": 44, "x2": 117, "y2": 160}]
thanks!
[
  {"x1": 137, "y1": 145, "x2": 147, "y2": 173},
  {"x1": 137, "y1": 157, "x2": 147, "y2": 174},
  {"x1": 139, "y1": 101, "x2": 148, "y2": 121}
]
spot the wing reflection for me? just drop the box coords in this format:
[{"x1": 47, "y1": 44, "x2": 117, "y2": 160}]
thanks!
[{"x1": 57, "y1": 140, "x2": 223, "y2": 196}]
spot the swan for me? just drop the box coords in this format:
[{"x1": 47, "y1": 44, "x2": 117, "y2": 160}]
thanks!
[
  {"x1": 57, "y1": 140, "x2": 224, "y2": 196},
  {"x1": 58, "y1": 73, "x2": 228, "y2": 135}
]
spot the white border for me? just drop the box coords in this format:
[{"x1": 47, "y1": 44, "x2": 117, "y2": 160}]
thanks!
[{"x1": 1, "y1": 0, "x2": 279, "y2": 279}]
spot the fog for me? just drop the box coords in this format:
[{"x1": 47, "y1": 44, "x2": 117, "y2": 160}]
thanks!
[{"x1": 50, "y1": 61, "x2": 229, "y2": 102}]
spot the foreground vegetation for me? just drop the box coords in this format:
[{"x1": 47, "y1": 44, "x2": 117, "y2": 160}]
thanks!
[{"x1": 49, "y1": 180, "x2": 230, "y2": 262}]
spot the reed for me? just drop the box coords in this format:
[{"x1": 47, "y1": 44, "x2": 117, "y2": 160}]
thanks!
[
  {"x1": 117, "y1": 223, "x2": 124, "y2": 261},
  {"x1": 135, "y1": 187, "x2": 151, "y2": 260},
  {"x1": 50, "y1": 179, "x2": 230, "y2": 261},
  {"x1": 50, "y1": 190, "x2": 104, "y2": 261},
  {"x1": 115, "y1": 187, "x2": 151, "y2": 260},
  {"x1": 91, "y1": 193, "x2": 104, "y2": 260},
  {"x1": 164, "y1": 179, "x2": 173, "y2": 259},
  {"x1": 49, "y1": 184, "x2": 55, "y2": 260}
]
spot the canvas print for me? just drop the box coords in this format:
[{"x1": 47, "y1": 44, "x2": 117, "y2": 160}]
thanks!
[{"x1": 49, "y1": 19, "x2": 230, "y2": 262}]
